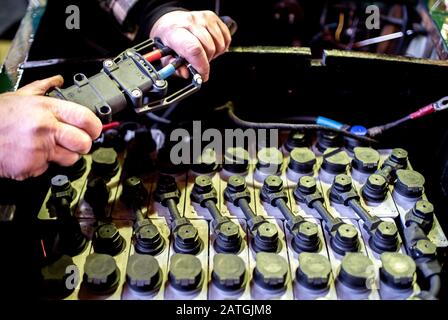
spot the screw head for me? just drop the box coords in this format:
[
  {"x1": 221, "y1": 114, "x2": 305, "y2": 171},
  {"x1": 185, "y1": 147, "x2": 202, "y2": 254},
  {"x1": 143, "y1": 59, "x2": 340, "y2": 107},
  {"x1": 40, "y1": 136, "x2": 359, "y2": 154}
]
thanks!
[
  {"x1": 51, "y1": 175, "x2": 70, "y2": 191},
  {"x1": 227, "y1": 175, "x2": 247, "y2": 193},
  {"x1": 376, "y1": 221, "x2": 398, "y2": 239},
  {"x1": 193, "y1": 175, "x2": 213, "y2": 193},
  {"x1": 263, "y1": 175, "x2": 284, "y2": 192},
  {"x1": 298, "y1": 221, "x2": 319, "y2": 240},
  {"x1": 333, "y1": 174, "x2": 352, "y2": 191},
  {"x1": 414, "y1": 239, "x2": 437, "y2": 257},
  {"x1": 298, "y1": 176, "x2": 317, "y2": 193},
  {"x1": 104, "y1": 59, "x2": 113, "y2": 67},
  {"x1": 336, "y1": 224, "x2": 358, "y2": 241},
  {"x1": 131, "y1": 89, "x2": 142, "y2": 98},
  {"x1": 218, "y1": 221, "x2": 240, "y2": 241},
  {"x1": 414, "y1": 200, "x2": 434, "y2": 217},
  {"x1": 367, "y1": 174, "x2": 387, "y2": 189},
  {"x1": 390, "y1": 148, "x2": 408, "y2": 165},
  {"x1": 96, "y1": 223, "x2": 119, "y2": 240},
  {"x1": 176, "y1": 224, "x2": 199, "y2": 244},
  {"x1": 257, "y1": 222, "x2": 279, "y2": 241},
  {"x1": 155, "y1": 80, "x2": 166, "y2": 87},
  {"x1": 136, "y1": 224, "x2": 161, "y2": 242}
]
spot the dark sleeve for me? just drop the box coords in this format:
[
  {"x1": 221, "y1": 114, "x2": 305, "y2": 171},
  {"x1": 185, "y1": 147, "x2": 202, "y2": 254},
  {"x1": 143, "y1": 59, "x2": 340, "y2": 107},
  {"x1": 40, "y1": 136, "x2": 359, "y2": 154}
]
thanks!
[{"x1": 97, "y1": 0, "x2": 187, "y2": 34}]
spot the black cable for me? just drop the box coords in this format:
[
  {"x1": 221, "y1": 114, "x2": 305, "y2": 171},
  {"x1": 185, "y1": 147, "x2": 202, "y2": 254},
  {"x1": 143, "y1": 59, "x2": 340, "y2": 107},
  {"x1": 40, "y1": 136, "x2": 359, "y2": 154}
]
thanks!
[
  {"x1": 429, "y1": 274, "x2": 441, "y2": 297},
  {"x1": 216, "y1": 101, "x2": 378, "y2": 144},
  {"x1": 367, "y1": 115, "x2": 411, "y2": 137}
]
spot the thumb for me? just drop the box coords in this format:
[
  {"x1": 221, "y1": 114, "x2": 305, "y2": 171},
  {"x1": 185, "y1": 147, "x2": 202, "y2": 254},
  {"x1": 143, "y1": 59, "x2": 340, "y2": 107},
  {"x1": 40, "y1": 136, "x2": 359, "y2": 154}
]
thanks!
[{"x1": 17, "y1": 75, "x2": 64, "y2": 96}]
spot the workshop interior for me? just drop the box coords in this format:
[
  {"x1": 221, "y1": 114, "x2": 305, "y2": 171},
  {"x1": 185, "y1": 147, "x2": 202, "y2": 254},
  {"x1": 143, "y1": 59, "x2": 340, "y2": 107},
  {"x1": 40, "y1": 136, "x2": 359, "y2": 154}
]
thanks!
[{"x1": 1, "y1": 0, "x2": 448, "y2": 301}]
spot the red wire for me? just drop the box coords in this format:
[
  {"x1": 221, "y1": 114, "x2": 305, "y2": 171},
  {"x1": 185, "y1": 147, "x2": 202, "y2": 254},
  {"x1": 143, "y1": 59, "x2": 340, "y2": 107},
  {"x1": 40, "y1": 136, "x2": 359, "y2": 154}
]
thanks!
[{"x1": 102, "y1": 121, "x2": 120, "y2": 131}]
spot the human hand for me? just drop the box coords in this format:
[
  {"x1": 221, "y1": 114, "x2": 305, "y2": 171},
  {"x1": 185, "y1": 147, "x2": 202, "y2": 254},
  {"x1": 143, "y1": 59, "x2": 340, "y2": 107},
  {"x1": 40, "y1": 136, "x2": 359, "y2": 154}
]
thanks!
[
  {"x1": 150, "y1": 10, "x2": 232, "y2": 81},
  {"x1": 0, "y1": 75, "x2": 102, "y2": 180}
]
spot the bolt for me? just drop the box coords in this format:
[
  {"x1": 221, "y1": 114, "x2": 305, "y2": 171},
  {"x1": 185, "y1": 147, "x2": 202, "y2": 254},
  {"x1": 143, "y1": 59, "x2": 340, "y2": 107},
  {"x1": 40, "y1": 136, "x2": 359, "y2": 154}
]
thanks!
[
  {"x1": 96, "y1": 224, "x2": 120, "y2": 241},
  {"x1": 414, "y1": 200, "x2": 434, "y2": 218},
  {"x1": 333, "y1": 174, "x2": 352, "y2": 192},
  {"x1": 376, "y1": 221, "x2": 398, "y2": 239},
  {"x1": 298, "y1": 221, "x2": 319, "y2": 240},
  {"x1": 176, "y1": 224, "x2": 199, "y2": 244},
  {"x1": 156, "y1": 175, "x2": 178, "y2": 194},
  {"x1": 104, "y1": 59, "x2": 113, "y2": 68},
  {"x1": 131, "y1": 89, "x2": 142, "y2": 98},
  {"x1": 155, "y1": 80, "x2": 166, "y2": 87},
  {"x1": 136, "y1": 224, "x2": 161, "y2": 242},
  {"x1": 51, "y1": 175, "x2": 70, "y2": 192},
  {"x1": 367, "y1": 174, "x2": 387, "y2": 189},
  {"x1": 414, "y1": 239, "x2": 437, "y2": 258},
  {"x1": 298, "y1": 176, "x2": 317, "y2": 194},
  {"x1": 193, "y1": 175, "x2": 213, "y2": 193},
  {"x1": 336, "y1": 224, "x2": 358, "y2": 242},
  {"x1": 217, "y1": 221, "x2": 240, "y2": 241},
  {"x1": 193, "y1": 74, "x2": 203, "y2": 85},
  {"x1": 227, "y1": 175, "x2": 247, "y2": 193},
  {"x1": 257, "y1": 222, "x2": 279, "y2": 242},
  {"x1": 263, "y1": 175, "x2": 284, "y2": 193},
  {"x1": 390, "y1": 148, "x2": 408, "y2": 165}
]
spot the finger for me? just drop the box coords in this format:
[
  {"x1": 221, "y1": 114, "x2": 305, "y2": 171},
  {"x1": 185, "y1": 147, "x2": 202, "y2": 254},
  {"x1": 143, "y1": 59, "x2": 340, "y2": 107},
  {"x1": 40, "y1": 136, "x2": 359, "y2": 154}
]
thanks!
[
  {"x1": 17, "y1": 75, "x2": 64, "y2": 96},
  {"x1": 164, "y1": 28, "x2": 210, "y2": 81},
  {"x1": 54, "y1": 122, "x2": 93, "y2": 154},
  {"x1": 216, "y1": 19, "x2": 232, "y2": 50},
  {"x1": 176, "y1": 66, "x2": 190, "y2": 79},
  {"x1": 206, "y1": 22, "x2": 227, "y2": 59},
  {"x1": 187, "y1": 25, "x2": 216, "y2": 61},
  {"x1": 49, "y1": 145, "x2": 81, "y2": 167},
  {"x1": 45, "y1": 97, "x2": 102, "y2": 139}
]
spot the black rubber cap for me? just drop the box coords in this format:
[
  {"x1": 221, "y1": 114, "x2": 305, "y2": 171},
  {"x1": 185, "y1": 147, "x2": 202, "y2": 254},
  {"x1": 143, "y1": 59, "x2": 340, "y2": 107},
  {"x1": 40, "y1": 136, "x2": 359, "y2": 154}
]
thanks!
[
  {"x1": 292, "y1": 221, "x2": 321, "y2": 253},
  {"x1": 83, "y1": 253, "x2": 120, "y2": 294},
  {"x1": 126, "y1": 254, "x2": 162, "y2": 293},
  {"x1": 338, "y1": 253, "x2": 374, "y2": 290},
  {"x1": 50, "y1": 175, "x2": 76, "y2": 200},
  {"x1": 388, "y1": 148, "x2": 409, "y2": 167},
  {"x1": 134, "y1": 223, "x2": 165, "y2": 255},
  {"x1": 394, "y1": 169, "x2": 425, "y2": 198},
  {"x1": 55, "y1": 157, "x2": 87, "y2": 181},
  {"x1": 352, "y1": 147, "x2": 380, "y2": 174},
  {"x1": 41, "y1": 255, "x2": 76, "y2": 298},
  {"x1": 169, "y1": 254, "x2": 203, "y2": 291},
  {"x1": 321, "y1": 148, "x2": 350, "y2": 174},
  {"x1": 284, "y1": 131, "x2": 308, "y2": 152},
  {"x1": 253, "y1": 252, "x2": 288, "y2": 291},
  {"x1": 222, "y1": 147, "x2": 250, "y2": 174},
  {"x1": 157, "y1": 147, "x2": 188, "y2": 175},
  {"x1": 361, "y1": 174, "x2": 388, "y2": 202},
  {"x1": 380, "y1": 252, "x2": 416, "y2": 290},
  {"x1": 214, "y1": 221, "x2": 243, "y2": 254},
  {"x1": 330, "y1": 223, "x2": 360, "y2": 255},
  {"x1": 252, "y1": 222, "x2": 281, "y2": 253},
  {"x1": 84, "y1": 177, "x2": 110, "y2": 214},
  {"x1": 191, "y1": 148, "x2": 220, "y2": 174},
  {"x1": 212, "y1": 254, "x2": 247, "y2": 291},
  {"x1": 91, "y1": 147, "x2": 119, "y2": 179},
  {"x1": 121, "y1": 176, "x2": 148, "y2": 208},
  {"x1": 316, "y1": 131, "x2": 343, "y2": 153},
  {"x1": 93, "y1": 223, "x2": 125, "y2": 256},
  {"x1": 288, "y1": 148, "x2": 316, "y2": 174},
  {"x1": 369, "y1": 221, "x2": 399, "y2": 254},
  {"x1": 296, "y1": 253, "x2": 331, "y2": 290},
  {"x1": 256, "y1": 147, "x2": 283, "y2": 174},
  {"x1": 173, "y1": 224, "x2": 203, "y2": 255}
]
